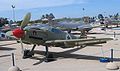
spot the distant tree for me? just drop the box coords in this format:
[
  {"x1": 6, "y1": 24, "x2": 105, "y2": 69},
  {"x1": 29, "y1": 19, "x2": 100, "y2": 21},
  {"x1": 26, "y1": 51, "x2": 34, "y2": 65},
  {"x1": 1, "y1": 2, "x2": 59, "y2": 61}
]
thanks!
[
  {"x1": 35, "y1": 19, "x2": 42, "y2": 23},
  {"x1": 45, "y1": 14, "x2": 49, "y2": 19},
  {"x1": 49, "y1": 13, "x2": 55, "y2": 19},
  {"x1": 4, "y1": 18, "x2": 9, "y2": 24},
  {"x1": 114, "y1": 13, "x2": 119, "y2": 20},
  {"x1": 41, "y1": 15, "x2": 45, "y2": 19},
  {"x1": 98, "y1": 14, "x2": 104, "y2": 19},
  {"x1": 16, "y1": 20, "x2": 22, "y2": 26},
  {"x1": 98, "y1": 14, "x2": 104, "y2": 25},
  {"x1": 109, "y1": 15, "x2": 113, "y2": 18}
]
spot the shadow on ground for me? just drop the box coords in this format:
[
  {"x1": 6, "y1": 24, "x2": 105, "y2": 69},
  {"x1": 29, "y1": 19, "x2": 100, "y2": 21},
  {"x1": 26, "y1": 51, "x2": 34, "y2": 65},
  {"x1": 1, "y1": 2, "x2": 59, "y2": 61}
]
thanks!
[
  {"x1": 0, "y1": 42, "x2": 17, "y2": 47},
  {"x1": 0, "y1": 54, "x2": 11, "y2": 58},
  {"x1": 28, "y1": 47, "x2": 120, "y2": 65},
  {"x1": 0, "y1": 46, "x2": 16, "y2": 51}
]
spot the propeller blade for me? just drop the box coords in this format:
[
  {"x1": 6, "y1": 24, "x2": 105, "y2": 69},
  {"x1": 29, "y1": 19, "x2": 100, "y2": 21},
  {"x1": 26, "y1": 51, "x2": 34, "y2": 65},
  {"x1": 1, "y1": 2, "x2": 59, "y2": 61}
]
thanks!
[
  {"x1": 6, "y1": 31, "x2": 13, "y2": 36},
  {"x1": 6, "y1": 31, "x2": 16, "y2": 39},
  {"x1": 21, "y1": 12, "x2": 31, "y2": 28}
]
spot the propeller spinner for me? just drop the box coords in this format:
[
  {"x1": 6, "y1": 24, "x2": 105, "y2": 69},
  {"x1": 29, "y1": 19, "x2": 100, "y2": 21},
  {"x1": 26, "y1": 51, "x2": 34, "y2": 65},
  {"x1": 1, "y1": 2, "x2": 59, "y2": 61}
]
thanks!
[
  {"x1": 12, "y1": 12, "x2": 31, "y2": 38},
  {"x1": 12, "y1": 28, "x2": 25, "y2": 38}
]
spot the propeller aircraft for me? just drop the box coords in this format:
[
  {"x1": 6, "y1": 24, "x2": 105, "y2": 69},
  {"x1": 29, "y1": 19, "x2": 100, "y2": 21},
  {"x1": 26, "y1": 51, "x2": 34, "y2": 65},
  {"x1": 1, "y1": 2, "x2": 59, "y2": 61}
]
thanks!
[
  {"x1": 41, "y1": 13, "x2": 101, "y2": 37},
  {"x1": 6, "y1": 13, "x2": 112, "y2": 62}
]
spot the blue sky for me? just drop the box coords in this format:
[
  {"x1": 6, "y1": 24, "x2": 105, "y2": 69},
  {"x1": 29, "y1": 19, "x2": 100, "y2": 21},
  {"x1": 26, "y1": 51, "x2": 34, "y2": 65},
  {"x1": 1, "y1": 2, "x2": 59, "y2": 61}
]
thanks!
[{"x1": 0, "y1": 0, "x2": 120, "y2": 21}]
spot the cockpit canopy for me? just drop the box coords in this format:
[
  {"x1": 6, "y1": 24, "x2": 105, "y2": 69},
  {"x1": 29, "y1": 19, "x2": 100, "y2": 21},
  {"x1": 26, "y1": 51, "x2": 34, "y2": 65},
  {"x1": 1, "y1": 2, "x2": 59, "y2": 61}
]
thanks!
[{"x1": 24, "y1": 24, "x2": 63, "y2": 33}]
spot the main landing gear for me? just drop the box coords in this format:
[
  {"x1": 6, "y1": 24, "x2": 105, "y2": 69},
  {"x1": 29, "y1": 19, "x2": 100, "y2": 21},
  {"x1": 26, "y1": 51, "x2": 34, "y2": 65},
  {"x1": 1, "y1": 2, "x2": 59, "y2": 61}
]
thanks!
[
  {"x1": 44, "y1": 46, "x2": 55, "y2": 62},
  {"x1": 23, "y1": 45, "x2": 36, "y2": 59},
  {"x1": 23, "y1": 45, "x2": 55, "y2": 62}
]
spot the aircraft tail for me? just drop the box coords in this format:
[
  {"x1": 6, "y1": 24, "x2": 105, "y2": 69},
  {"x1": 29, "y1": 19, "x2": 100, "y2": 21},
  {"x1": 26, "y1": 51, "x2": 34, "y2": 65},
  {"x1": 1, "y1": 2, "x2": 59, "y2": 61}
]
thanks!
[{"x1": 48, "y1": 19, "x2": 58, "y2": 26}]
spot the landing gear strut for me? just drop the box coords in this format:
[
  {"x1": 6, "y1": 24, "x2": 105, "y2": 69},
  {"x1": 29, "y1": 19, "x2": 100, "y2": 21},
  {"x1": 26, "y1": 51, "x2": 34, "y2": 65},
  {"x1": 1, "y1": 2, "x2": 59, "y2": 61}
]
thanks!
[
  {"x1": 23, "y1": 45, "x2": 55, "y2": 62},
  {"x1": 44, "y1": 46, "x2": 55, "y2": 62},
  {"x1": 23, "y1": 45, "x2": 36, "y2": 59},
  {"x1": 80, "y1": 30, "x2": 87, "y2": 38}
]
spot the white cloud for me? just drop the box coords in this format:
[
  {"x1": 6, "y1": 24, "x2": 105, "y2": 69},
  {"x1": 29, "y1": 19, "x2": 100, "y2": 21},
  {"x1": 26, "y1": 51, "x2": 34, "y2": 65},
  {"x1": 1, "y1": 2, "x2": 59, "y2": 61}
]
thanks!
[{"x1": 0, "y1": 0, "x2": 87, "y2": 11}]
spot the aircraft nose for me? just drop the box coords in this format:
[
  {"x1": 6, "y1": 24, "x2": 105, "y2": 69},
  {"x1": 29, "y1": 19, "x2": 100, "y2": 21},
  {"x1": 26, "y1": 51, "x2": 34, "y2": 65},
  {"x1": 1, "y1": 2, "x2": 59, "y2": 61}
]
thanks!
[{"x1": 12, "y1": 28, "x2": 25, "y2": 38}]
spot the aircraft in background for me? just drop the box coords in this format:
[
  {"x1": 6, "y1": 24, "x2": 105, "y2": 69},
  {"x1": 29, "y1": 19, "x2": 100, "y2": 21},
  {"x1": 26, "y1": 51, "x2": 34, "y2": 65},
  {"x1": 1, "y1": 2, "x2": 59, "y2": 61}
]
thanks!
[
  {"x1": 0, "y1": 31, "x2": 7, "y2": 40},
  {"x1": 98, "y1": 13, "x2": 120, "y2": 29},
  {"x1": 104, "y1": 17, "x2": 120, "y2": 28},
  {"x1": 0, "y1": 20, "x2": 18, "y2": 33},
  {"x1": 41, "y1": 13, "x2": 101, "y2": 37},
  {"x1": 6, "y1": 13, "x2": 112, "y2": 62}
]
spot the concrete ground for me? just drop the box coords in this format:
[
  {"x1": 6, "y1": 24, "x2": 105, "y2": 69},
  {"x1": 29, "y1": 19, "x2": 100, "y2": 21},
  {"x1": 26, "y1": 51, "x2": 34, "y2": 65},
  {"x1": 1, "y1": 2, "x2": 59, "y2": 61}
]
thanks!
[{"x1": 0, "y1": 28, "x2": 120, "y2": 71}]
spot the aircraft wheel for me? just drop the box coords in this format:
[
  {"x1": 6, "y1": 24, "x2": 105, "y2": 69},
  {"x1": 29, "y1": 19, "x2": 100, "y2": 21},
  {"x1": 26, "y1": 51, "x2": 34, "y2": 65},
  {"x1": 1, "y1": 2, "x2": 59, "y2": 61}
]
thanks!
[
  {"x1": 45, "y1": 53, "x2": 55, "y2": 62},
  {"x1": 23, "y1": 50, "x2": 34, "y2": 59},
  {"x1": 16, "y1": 40, "x2": 20, "y2": 43},
  {"x1": 80, "y1": 45, "x2": 86, "y2": 48}
]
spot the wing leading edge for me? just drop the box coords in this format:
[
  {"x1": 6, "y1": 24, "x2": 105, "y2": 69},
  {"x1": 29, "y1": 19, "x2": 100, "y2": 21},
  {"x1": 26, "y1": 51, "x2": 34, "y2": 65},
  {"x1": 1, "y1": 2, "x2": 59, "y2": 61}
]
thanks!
[{"x1": 45, "y1": 38, "x2": 112, "y2": 47}]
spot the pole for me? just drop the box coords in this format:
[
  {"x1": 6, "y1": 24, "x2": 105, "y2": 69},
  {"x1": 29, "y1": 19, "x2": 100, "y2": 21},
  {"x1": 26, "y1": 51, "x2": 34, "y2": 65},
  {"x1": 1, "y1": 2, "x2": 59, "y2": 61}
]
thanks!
[
  {"x1": 11, "y1": 53, "x2": 15, "y2": 66},
  {"x1": 11, "y1": 5, "x2": 15, "y2": 22},
  {"x1": 13, "y1": 8, "x2": 15, "y2": 22},
  {"x1": 110, "y1": 49, "x2": 113, "y2": 62},
  {"x1": 114, "y1": 32, "x2": 116, "y2": 38},
  {"x1": 82, "y1": 8, "x2": 85, "y2": 17}
]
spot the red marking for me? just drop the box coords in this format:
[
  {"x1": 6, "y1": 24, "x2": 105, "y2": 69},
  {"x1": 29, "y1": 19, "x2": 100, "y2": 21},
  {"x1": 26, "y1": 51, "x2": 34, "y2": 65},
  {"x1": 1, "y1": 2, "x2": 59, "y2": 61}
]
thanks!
[{"x1": 12, "y1": 28, "x2": 25, "y2": 38}]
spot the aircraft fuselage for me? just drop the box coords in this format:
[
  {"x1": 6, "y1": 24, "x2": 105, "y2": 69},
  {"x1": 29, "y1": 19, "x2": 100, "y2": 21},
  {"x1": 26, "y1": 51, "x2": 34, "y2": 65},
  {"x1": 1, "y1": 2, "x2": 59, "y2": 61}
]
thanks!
[{"x1": 22, "y1": 24, "x2": 76, "y2": 46}]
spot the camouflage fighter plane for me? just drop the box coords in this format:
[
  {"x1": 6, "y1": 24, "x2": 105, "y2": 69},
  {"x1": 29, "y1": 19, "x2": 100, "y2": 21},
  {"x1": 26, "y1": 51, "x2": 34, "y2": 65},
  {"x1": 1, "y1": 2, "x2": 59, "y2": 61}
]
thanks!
[{"x1": 6, "y1": 13, "x2": 112, "y2": 62}]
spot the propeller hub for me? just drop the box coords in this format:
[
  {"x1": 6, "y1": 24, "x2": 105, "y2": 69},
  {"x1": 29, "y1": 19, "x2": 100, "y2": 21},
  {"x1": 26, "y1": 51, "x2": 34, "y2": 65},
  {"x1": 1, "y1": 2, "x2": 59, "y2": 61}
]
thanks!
[{"x1": 12, "y1": 28, "x2": 25, "y2": 38}]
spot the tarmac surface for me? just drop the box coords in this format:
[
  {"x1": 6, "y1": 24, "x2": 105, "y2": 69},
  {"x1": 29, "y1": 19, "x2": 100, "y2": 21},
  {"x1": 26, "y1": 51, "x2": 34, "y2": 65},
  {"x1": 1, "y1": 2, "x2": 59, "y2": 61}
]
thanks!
[{"x1": 1, "y1": 28, "x2": 120, "y2": 71}]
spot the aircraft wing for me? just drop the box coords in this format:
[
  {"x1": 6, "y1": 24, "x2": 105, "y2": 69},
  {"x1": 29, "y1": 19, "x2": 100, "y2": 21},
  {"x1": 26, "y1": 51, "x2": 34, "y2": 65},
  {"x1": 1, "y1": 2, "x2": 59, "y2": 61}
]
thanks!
[
  {"x1": 89, "y1": 24, "x2": 103, "y2": 28},
  {"x1": 77, "y1": 24, "x2": 105, "y2": 29},
  {"x1": 45, "y1": 38, "x2": 112, "y2": 46},
  {"x1": 57, "y1": 23, "x2": 104, "y2": 31}
]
